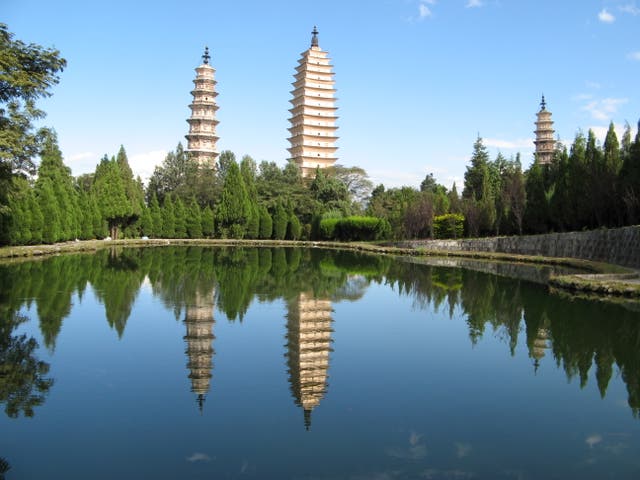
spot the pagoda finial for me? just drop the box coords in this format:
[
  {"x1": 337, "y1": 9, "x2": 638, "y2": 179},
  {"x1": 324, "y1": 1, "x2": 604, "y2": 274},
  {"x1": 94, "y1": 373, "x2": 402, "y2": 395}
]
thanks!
[
  {"x1": 202, "y1": 46, "x2": 210, "y2": 65},
  {"x1": 540, "y1": 94, "x2": 546, "y2": 111},
  {"x1": 311, "y1": 26, "x2": 319, "y2": 47}
]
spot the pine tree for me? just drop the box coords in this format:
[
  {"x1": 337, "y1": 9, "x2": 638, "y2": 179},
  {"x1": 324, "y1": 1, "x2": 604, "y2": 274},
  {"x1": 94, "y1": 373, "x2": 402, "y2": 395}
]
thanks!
[
  {"x1": 287, "y1": 213, "x2": 302, "y2": 240},
  {"x1": 139, "y1": 206, "x2": 153, "y2": 237},
  {"x1": 523, "y1": 162, "x2": 549, "y2": 233},
  {"x1": 28, "y1": 189, "x2": 43, "y2": 244},
  {"x1": 463, "y1": 136, "x2": 491, "y2": 200},
  {"x1": 603, "y1": 122, "x2": 622, "y2": 226},
  {"x1": 91, "y1": 155, "x2": 132, "y2": 239}
]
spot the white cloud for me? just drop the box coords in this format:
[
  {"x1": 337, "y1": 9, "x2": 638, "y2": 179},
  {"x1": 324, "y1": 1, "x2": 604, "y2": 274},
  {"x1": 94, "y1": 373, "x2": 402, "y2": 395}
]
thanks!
[
  {"x1": 619, "y1": 3, "x2": 640, "y2": 15},
  {"x1": 419, "y1": 3, "x2": 433, "y2": 19},
  {"x1": 466, "y1": 0, "x2": 484, "y2": 8},
  {"x1": 484, "y1": 138, "x2": 535, "y2": 149},
  {"x1": 627, "y1": 51, "x2": 640, "y2": 61},
  {"x1": 598, "y1": 8, "x2": 615, "y2": 23},
  {"x1": 586, "y1": 81, "x2": 601, "y2": 89},
  {"x1": 186, "y1": 452, "x2": 211, "y2": 462},
  {"x1": 587, "y1": 123, "x2": 637, "y2": 144},
  {"x1": 582, "y1": 97, "x2": 629, "y2": 121},
  {"x1": 129, "y1": 149, "x2": 167, "y2": 184}
]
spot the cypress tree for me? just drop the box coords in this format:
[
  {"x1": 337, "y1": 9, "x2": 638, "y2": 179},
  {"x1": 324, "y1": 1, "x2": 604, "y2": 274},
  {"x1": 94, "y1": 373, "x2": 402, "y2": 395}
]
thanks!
[
  {"x1": 139, "y1": 206, "x2": 153, "y2": 237},
  {"x1": 287, "y1": 213, "x2": 302, "y2": 240},
  {"x1": 186, "y1": 197, "x2": 203, "y2": 238},
  {"x1": 216, "y1": 160, "x2": 251, "y2": 238},
  {"x1": 161, "y1": 194, "x2": 176, "y2": 238},
  {"x1": 92, "y1": 156, "x2": 132, "y2": 239},
  {"x1": 29, "y1": 188, "x2": 44, "y2": 244},
  {"x1": 36, "y1": 177, "x2": 61, "y2": 244},
  {"x1": 201, "y1": 205, "x2": 214, "y2": 238},
  {"x1": 149, "y1": 193, "x2": 163, "y2": 238},
  {"x1": 463, "y1": 136, "x2": 491, "y2": 200},
  {"x1": 174, "y1": 197, "x2": 187, "y2": 238},
  {"x1": 258, "y1": 205, "x2": 273, "y2": 239},
  {"x1": 272, "y1": 203, "x2": 288, "y2": 240}
]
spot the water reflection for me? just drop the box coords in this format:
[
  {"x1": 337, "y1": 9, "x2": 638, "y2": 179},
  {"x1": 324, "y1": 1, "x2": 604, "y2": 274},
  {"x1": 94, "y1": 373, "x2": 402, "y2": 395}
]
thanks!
[
  {"x1": 0, "y1": 246, "x2": 640, "y2": 422},
  {"x1": 286, "y1": 293, "x2": 334, "y2": 430}
]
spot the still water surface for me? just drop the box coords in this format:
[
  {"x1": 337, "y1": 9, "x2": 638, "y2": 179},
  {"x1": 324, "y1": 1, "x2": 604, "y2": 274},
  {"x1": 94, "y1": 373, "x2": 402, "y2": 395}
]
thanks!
[{"x1": 1, "y1": 246, "x2": 640, "y2": 479}]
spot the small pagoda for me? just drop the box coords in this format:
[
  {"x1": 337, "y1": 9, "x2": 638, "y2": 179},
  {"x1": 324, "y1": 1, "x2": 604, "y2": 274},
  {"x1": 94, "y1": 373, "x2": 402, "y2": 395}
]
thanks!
[
  {"x1": 288, "y1": 27, "x2": 339, "y2": 177},
  {"x1": 534, "y1": 95, "x2": 555, "y2": 165},
  {"x1": 185, "y1": 47, "x2": 220, "y2": 168}
]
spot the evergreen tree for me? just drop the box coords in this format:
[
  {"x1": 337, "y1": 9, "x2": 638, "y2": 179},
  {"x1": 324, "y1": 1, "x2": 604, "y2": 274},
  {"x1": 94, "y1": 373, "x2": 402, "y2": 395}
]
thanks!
[
  {"x1": 174, "y1": 197, "x2": 187, "y2": 238},
  {"x1": 523, "y1": 162, "x2": 549, "y2": 233},
  {"x1": 287, "y1": 213, "x2": 302, "y2": 240},
  {"x1": 91, "y1": 155, "x2": 132, "y2": 239},
  {"x1": 201, "y1": 205, "x2": 214, "y2": 238},
  {"x1": 36, "y1": 177, "x2": 60, "y2": 244},
  {"x1": 78, "y1": 191, "x2": 94, "y2": 240},
  {"x1": 258, "y1": 205, "x2": 273, "y2": 239},
  {"x1": 161, "y1": 194, "x2": 176, "y2": 238},
  {"x1": 216, "y1": 160, "x2": 251, "y2": 238},
  {"x1": 463, "y1": 136, "x2": 491, "y2": 200},
  {"x1": 186, "y1": 197, "x2": 203, "y2": 239},
  {"x1": 272, "y1": 203, "x2": 288, "y2": 240},
  {"x1": 28, "y1": 189, "x2": 43, "y2": 244},
  {"x1": 149, "y1": 193, "x2": 163, "y2": 238},
  {"x1": 620, "y1": 120, "x2": 640, "y2": 224},
  {"x1": 603, "y1": 122, "x2": 622, "y2": 226},
  {"x1": 139, "y1": 206, "x2": 153, "y2": 237}
]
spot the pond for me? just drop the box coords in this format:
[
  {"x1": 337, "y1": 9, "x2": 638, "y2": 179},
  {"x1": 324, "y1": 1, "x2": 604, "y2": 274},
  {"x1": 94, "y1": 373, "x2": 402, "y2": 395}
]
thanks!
[{"x1": 1, "y1": 246, "x2": 639, "y2": 479}]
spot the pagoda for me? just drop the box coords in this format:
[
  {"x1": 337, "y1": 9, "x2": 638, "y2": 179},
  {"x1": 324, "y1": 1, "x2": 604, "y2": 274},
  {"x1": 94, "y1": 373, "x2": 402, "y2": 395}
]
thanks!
[
  {"x1": 285, "y1": 293, "x2": 334, "y2": 430},
  {"x1": 288, "y1": 27, "x2": 339, "y2": 177},
  {"x1": 534, "y1": 95, "x2": 555, "y2": 165},
  {"x1": 183, "y1": 289, "x2": 216, "y2": 412},
  {"x1": 185, "y1": 47, "x2": 219, "y2": 168}
]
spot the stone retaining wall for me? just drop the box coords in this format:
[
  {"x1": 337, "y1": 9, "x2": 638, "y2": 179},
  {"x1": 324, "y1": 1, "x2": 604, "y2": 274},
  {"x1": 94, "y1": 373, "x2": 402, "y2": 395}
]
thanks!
[{"x1": 405, "y1": 226, "x2": 640, "y2": 269}]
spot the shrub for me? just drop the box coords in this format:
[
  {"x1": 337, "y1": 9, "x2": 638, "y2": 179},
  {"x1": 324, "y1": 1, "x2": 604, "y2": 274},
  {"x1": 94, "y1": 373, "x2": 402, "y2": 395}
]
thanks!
[
  {"x1": 433, "y1": 213, "x2": 465, "y2": 239},
  {"x1": 318, "y1": 216, "x2": 391, "y2": 241}
]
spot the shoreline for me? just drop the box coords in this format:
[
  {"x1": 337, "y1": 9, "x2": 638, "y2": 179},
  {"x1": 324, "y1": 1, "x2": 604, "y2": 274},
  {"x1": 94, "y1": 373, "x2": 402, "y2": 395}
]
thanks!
[{"x1": 1, "y1": 238, "x2": 638, "y2": 298}]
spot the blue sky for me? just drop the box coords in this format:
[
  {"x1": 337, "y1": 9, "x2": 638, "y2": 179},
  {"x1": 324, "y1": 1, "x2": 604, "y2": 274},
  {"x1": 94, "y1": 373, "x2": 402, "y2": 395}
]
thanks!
[{"x1": 5, "y1": 0, "x2": 639, "y2": 189}]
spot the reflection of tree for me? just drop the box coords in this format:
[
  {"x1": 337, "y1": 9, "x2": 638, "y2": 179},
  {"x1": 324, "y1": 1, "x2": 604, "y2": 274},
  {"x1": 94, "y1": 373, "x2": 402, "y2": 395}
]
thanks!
[
  {"x1": 91, "y1": 248, "x2": 146, "y2": 337},
  {"x1": 0, "y1": 312, "x2": 53, "y2": 418},
  {"x1": 0, "y1": 456, "x2": 9, "y2": 479},
  {"x1": 285, "y1": 293, "x2": 333, "y2": 430}
]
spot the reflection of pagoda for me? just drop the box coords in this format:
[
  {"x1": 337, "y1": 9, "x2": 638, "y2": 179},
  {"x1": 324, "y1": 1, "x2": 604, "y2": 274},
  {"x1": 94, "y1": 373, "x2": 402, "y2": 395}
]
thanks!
[
  {"x1": 530, "y1": 327, "x2": 550, "y2": 373},
  {"x1": 286, "y1": 293, "x2": 334, "y2": 430},
  {"x1": 184, "y1": 289, "x2": 215, "y2": 412}
]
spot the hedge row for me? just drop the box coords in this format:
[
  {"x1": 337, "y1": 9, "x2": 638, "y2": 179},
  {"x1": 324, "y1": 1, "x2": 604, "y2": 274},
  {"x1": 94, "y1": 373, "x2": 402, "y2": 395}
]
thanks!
[{"x1": 318, "y1": 216, "x2": 391, "y2": 241}]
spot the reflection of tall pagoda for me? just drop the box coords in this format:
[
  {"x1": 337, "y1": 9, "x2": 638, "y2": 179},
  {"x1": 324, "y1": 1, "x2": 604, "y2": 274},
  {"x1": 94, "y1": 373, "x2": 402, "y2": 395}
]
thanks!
[
  {"x1": 288, "y1": 27, "x2": 339, "y2": 177},
  {"x1": 185, "y1": 47, "x2": 220, "y2": 168},
  {"x1": 285, "y1": 293, "x2": 334, "y2": 430},
  {"x1": 534, "y1": 95, "x2": 555, "y2": 165},
  {"x1": 184, "y1": 289, "x2": 216, "y2": 412},
  {"x1": 529, "y1": 326, "x2": 551, "y2": 373}
]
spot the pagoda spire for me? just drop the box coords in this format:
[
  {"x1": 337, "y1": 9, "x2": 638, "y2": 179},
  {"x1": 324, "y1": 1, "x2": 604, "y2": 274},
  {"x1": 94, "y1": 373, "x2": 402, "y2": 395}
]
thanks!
[
  {"x1": 540, "y1": 94, "x2": 546, "y2": 111},
  {"x1": 311, "y1": 26, "x2": 319, "y2": 47},
  {"x1": 202, "y1": 46, "x2": 210, "y2": 65}
]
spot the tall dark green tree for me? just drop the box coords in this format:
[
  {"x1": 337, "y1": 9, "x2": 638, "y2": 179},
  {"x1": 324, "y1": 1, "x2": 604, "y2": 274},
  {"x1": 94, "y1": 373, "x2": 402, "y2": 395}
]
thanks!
[
  {"x1": 186, "y1": 197, "x2": 203, "y2": 238},
  {"x1": 216, "y1": 160, "x2": 251, "y2": 238},
  {"x1": 91, "y1": 155, "x2": 132, "y2": 239},
  {"x1": 161, "y1": 194, "x2": 176, "y2": 238}
]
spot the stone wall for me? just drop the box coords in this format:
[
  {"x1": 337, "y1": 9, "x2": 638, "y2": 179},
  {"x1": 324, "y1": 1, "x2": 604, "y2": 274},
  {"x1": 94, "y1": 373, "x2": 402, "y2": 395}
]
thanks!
[{"x1": 404, "y1": 226, "x2": 640, "y2": 269}]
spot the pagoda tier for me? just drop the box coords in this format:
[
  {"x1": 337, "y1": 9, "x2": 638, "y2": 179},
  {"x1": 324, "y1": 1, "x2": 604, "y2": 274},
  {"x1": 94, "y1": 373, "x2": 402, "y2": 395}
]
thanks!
[
  {"x1": 185, "y1": 47, "x2": 220, "y2": 168},
  {"x1": 288, "y1": 27, "x2": 339, "y2": 177},
  {"x1": 286, "y1": 293, "x2": 334, "y2": 430},
  {"x1": 534, "y1": 95, "x2": 555, "y2": 165}
]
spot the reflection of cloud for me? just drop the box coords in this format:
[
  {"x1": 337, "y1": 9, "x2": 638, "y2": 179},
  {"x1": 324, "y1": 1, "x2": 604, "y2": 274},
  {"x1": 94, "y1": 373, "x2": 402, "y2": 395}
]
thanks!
[
  {"x1": 604, "y1": 442, "x2": 628, "y2": 455},
  {"x1": 455, "y1": 442, "x2": 472, "y2": 458},
  {"x1": 386, "y1": 431, "x2": 428, "y2": 460},
  {"x1": 186, "y1": 452, "x2": 211, "y2": 462},
  {"x1": 422, "y1": 468, "x2": 476, "y2": 479},
  {"x1": 585, "y1": 434, "x2": 603, "y2": 448}
]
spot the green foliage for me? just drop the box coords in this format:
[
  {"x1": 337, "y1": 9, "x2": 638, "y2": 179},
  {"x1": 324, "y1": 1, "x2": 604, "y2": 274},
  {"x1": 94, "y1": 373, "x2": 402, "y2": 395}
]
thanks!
[
  {"x1": 317, "y1": 216, "x2": 391, "y2": 241},
  {"x1": 258, "y1": 205, "x2": 273, "y2": 239},
  {"x1": 287, "y1": 214, "x2": 302, "y2": 240},
  {"x1": 91, "y1": 155, "x2": 132, "y2": 239},
  {"x1": 186, "y1": 197, "x2": 203, "y2": 239},
  {"x1": 161, "y1": 195, "x2": 176, "y2": 238},
  {"x1": 433, "y1": 213, "x2": 465, "y2": 239},
  {"x1": 174, "y1": 197, "x2": 187, "y2": 238},
  {"x1": 139, "y1": 205, "x2": 153, "y2": 237},
  {"x1": 35, "y1": 177, "x2": 60, "y2": 244},
  {"x1": 216, "y1": 160, "x2": 250, "y2": 238},
  {"x1": 149, "y1": 193, "x2": 163, "y2": 238},
  {"x1": 201, "y1": 205, "x2": 214, "y2": 238},
  {"x1": 272, "y1": 203, "x2": 288, "y2": 240},
  {"x1": 0, "y1": 24, "x2": 66, "y2": 176}
]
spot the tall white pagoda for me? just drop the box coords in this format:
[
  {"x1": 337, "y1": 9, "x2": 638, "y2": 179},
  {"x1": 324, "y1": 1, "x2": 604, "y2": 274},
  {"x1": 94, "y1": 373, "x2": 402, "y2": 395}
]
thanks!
[
  {"x1": 288, "y1": 27, "x2": 339, "y2": 177},
  {"x1": 534, "y1": 95, "x2": 555, "y2": 165},
  {"x1": 185, "y1": 47, "x2": 219, "y2": 168}
]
